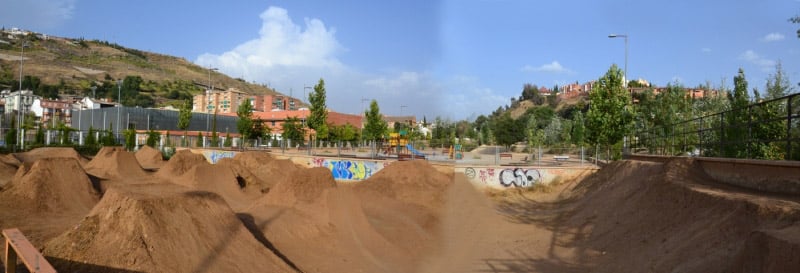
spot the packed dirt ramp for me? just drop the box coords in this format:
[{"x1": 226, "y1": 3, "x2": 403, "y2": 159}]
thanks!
[{"x1": 43, "y1": 183, "x2": 295, "y2": 273}]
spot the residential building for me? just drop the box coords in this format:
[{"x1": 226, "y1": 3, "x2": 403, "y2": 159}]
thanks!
[
  {"x1": 2, "y1": 90, "x2": 38, "y2": 114},
  {"x1": 193, "y1": 88, "x2": 251, "y2": 114},
  {"x1": 31, "y1": 98, "x2": 72, "y2": 128},
  {"x1": 252, "y1": 94, "x2": 301, "y2": 111},
  {"x1": 252, "y1": 109, "x2": 363, "y2": 139},
  {"x1": 383, "y1": 115, "x2": 416, "y2": 129}
]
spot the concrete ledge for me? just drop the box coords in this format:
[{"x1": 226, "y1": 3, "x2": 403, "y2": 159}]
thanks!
[{"x1": 627, "y1": 154, "x2": 800, "y2": 196}]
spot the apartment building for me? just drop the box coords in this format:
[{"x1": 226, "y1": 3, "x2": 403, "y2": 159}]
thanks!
[{"x1": 193, "y1": 88, "x2": 250, "y2": 114}]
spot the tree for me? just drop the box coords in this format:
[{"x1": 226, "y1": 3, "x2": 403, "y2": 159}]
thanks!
[
  {"x1": 791, "y1": 15, "x2": 800, "y2": 38},
  {"x1": 210, "y1": 110, "x2": 219, "y2": 147},
  {"x1": 224, "y1": 133, "x2": 232, "y2": 147},
  {"x1": 86, "y1": 126, "x2": 97, "y2": 146},
  {"x1": 282, "y1": 116, "x2": 305, "y2": 146},
  {"x1": 526, "y1": 114, "x2": 543, "y2": 154},
  {"x1": 236, "y1": 98, "x2": 254, "y2": 147},
  {"x1": 4, "y1": 118, "x2": 16, "y2": 147},
  {"x1": 724, "y1": 68, "x2": 752, "y2": 158},
  {"x1": 146, "y1": 130, "x2": 160, "y2": 148},
  {"x1": 101, "y1": 124, "x2": 116, "y2": 146},
  {"x1": 586, "y1": 64, "x2": 634, "y2": 159},
  {"x1": 177, "y1": 99, "x2": 192, "y2": 146},
  {"x1": 491, "y1": 113, "x2": 523, "y2": 147},
  {"x1": 765, "y1": 62, "x2": 793, "y2": 99},
  {"x1": 123, "y1": 129, "x2": 136, "y2": 151},
  {"x1": 196, "y1": 131, "x2": 203, "y2": 147},
  {"x1": 572, "y1": 111, "x2": 586, "y2": 146},
  {"x1": 363, "y1": 100, "x2": 387, "y2": 142},
  {"x1": 34, "y1": 126, "x2": 44, "y2": 145},
  {"x1": 308, "y1": 78, "x2": 329, "y2": 141}
]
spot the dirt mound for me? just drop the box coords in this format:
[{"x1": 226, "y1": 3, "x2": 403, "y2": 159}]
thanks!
[
  {"x1": 233, "y1": 152, "x2": 300, "y2": 190},
  {"x1": 84, "y1": 147, "x2": 148, "y2": 179},
  {"x1": 134, "y1": 145, "x2": 164, "y2": 169},
  {"x1": 43, "y1": 184, "x2": 295, "y2": 273},
  {"x1": 263, "y1": 167, "x2": 336, "y2": 206},
  {"x1": 170, "y1": 163, "x2": 256, "y2": 211},
  {"x1": 554, "y1": 158, "x2": 800, "y2": 272},
  {"x1": 245, "y1": 170, "x2": 416, "y2": 273},
  {"x1": 0, "y1": 154, "x2": 20, "y2": 188},
  {"x1": 0, "y1": 158, "x2": 99, "y2": 213},
  {"x1": 13, "y1": 147, "x2": 89, "y2": 166},
  {"x1": 216, "y1": 157, "x2": 269, "y2": 194},
  {"x1": 355, "y1": 160, "x2": 453, "y2": 210},
  {"x1": 156, "y1": 149, "x2": 209, "y2": 178}
]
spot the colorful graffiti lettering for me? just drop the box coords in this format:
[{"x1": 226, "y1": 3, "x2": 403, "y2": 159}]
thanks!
[
  {"x1": 312, "y1": 157, "x2": 325, "y2": 167},
  {"x1": 320, "y1": 159, "x2": 379, "y2": 180},
  {"x1": 202, "y1": 150, "x2": 237, "y2": 164},
  {"x1": 479, "y1": 168, "x2": 495, "y2": 184},
  {"x1": 499, "y1": 168, "x2": 542, "y2": 187}
]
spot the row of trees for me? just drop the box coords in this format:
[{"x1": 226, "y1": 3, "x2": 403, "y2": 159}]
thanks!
[{"x1": 632, "y1": 63, "x2": 796, "y2": 160}]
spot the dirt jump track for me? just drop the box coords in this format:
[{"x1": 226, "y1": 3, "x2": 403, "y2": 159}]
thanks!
[{"x1": 1, "y1": 147, "x2": 799, "y2": 273}]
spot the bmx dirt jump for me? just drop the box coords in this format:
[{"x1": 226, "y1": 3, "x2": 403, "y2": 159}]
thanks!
[{"x1": 1, "y1": 147, "x2": 799, "y2": 272}]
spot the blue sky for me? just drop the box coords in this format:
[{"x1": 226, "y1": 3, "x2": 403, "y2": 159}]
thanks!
[{"x1": 2, "y1": 0, "x2": 799, "y2": 120}]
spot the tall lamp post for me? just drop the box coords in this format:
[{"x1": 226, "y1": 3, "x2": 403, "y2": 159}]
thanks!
[
  {"x1": 608, "y1": 34, "x2": 628, "y2": 87},
  {"x1": 17, "y1": 41, "x2": 30, "y2": 150},
  {"x1": 205, "y1": 67, "x2": 218, "y2": 133},
  {"x1": 117, "y1": 79, "x2": 122, "y2": 141},
  {"x1": 304, "y1": 85, "x2": 312, "y2": 105}
]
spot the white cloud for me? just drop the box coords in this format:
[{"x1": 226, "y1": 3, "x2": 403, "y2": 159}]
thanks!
[
  {"x1": 521, "y1": 61, "x2": 574, "y2": 74},
  {"x1": 196, "y1": 6, "x2": 496, "y2": 120},
  {"x1": 739, "y1": 50, "x2": 776, "y2": 71},
  {"x1": 761, "y1": 32, "x2": 785, "y2": 42},
  {"x1": 0, "y1": 0, "x2": 75, "y2": 29}
]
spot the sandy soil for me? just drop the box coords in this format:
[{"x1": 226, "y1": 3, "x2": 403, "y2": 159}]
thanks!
[{"x1": 1, "y1": 148, "x2": 799, "y2": 273}]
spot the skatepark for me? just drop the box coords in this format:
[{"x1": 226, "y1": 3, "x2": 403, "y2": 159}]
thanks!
[{"x1": 1, "y1": 146, "x2": 799, "y2": 272}]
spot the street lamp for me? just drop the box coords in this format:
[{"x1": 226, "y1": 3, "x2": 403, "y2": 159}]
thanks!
[
  {"x1": 206, "y1": 67, "x2": 218, "y2": 135},
  {"x1": 304, "y1": 85, "x2": 312, "y2": 105},
  {"x1": 117, "y1": 79, "x2": 122, "y2": 140},
  {"x1": 608, "y1": 34, "x2": 628, "y2": 87},
  {"x1": 17, "y1": 40, "x2": 29, "y2": 150}
]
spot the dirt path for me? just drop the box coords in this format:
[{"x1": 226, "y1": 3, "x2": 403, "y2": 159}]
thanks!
[{"x1": 420, "y1": 174, "x2": 593, "y2": 273}]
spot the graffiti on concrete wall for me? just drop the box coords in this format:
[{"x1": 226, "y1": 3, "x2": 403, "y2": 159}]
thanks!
[
  {"x1": 311, "y1": 157, "x2": 387, "y2": 181},
  {"x1": 202, "y1": 150, "x2": 237, "y2": 164},
  {"x1": 462, "y1": 167, "x2": 544, "y2": 188},
  {"x1": 499, "y1": 168, "x2": 542, "y2": 187}
]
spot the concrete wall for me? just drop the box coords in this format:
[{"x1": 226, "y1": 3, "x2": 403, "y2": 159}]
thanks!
[
  {"x1": 308, "y1": 157, "x2": 391, "y2": 181},
  {"x1": 455, "y1": 165, "x2": 597, "y2": 189}
]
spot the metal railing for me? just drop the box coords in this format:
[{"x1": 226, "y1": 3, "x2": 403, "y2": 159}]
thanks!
[{"x1": 631, "y1": 93, "x2": 800, "y2": 161}]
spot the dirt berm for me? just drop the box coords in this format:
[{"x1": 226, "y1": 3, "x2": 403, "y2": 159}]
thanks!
[
  {"x1": 515, "y1": 158, "x2": 800, "y2": 272},
  {"x1": 43, "y1": 183, "x2": 295, "y2": 273}
]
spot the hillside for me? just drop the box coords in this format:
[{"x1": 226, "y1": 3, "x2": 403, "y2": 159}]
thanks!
[{"x1": 0, "y1": 30, "x2": 299, "y2": 107}]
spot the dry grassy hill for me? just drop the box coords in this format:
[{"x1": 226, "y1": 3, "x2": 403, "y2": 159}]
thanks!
[{"x1": 0, "y1": 31, "x2": 297, "y2": 107}]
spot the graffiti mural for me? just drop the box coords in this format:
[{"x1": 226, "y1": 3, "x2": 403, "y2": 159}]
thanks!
[
  {"x1": 499, "y1": 168, "x2": 542, "y2": 187},
  {"x1": 311, "y1": 157, "x2": 386, "y2": 181},
  {"x1": 201, "y1": 150, "x2": 237, "y2": 164}
]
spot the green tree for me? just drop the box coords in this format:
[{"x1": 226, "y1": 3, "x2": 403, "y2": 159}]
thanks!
[
  {"x1": 572, "y1": 111, "x2": 586, "y2": 146},
  {"x1": 86, "y1": 126, "x2": 97, "y2": 146},
  {"x1": 723, "y1": 68, "x2": 751, "y2": 158},
  {"x1": 526, "y1": 114, "x2": 543, "y2": 154},
  {"x1": 308, "y1": 78, "x2": 329, "y2": 141},
  {"x1": 282, "y1": 116, "x2": 305, "y2": 146},
  {"x1": 586, "y1": 64, "x2": 634, "y2": 159},
  {"x1": 491, "y1": 113, "x2": 523, "y2": 147},
  {"x1": 34, "y1": 126, "x2": 44, "y2": 145},
  {"x1": 4, "y1": 118, "x2": 16, "y2": 147},
  {"x1": 123, "y1": 129, "x2": 136, "y2": 151},
  {"x1": 224, "y1": 132, "x2": 232, "y2": 147},
  {"x1": 791, "y1": 15, "x2": 800, "y2": 38},
  {"x1": 363, "y1": 100, "x2": 387, "y2": 142},
  {"x1": 196, "y1": 131, "x2": 203, "y2": 147},
  {"x1": 236, "y1": 98, "x2": 254, "y2": 147},
  {"x1": 146, "y1": 130, "x2": 160, "y2": 148},
  {"x1": 177, "y1": 99, "x2": 192, "y2": 146},
  {"x1": 210, "y1": 110, "x2": 219, "y2": 147},
  {"x1": 101, "y1": 124, "x2": 116, "y2": 146},
  {"x1": 765, "y1": 62, "x2": 793, "y2": 99}
]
